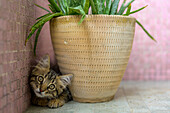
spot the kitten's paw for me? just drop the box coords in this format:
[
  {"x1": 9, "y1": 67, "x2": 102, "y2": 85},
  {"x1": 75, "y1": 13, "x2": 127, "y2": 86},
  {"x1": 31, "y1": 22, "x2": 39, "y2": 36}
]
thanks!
[
  {"x1": 48, "y1": 99, "x2": 65, "y2": 108},
  {"x1": 32, "y1": 97, "x2": 48, "y2": 107},
  {"x1": 38, "y1": 99, "x2": 48, "y2": 107}
]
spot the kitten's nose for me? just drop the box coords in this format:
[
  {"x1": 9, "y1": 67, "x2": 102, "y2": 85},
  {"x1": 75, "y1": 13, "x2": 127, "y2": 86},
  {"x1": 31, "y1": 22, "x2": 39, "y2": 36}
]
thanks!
[{"x1": 40, "y1": 89, "x2": 43, "y2": 92}]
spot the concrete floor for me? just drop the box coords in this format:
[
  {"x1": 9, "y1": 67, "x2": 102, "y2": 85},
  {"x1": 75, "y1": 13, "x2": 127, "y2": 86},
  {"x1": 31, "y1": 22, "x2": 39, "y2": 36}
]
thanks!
[{"x1": 24, "y1": 81, "x2": 170, "y2": 113}]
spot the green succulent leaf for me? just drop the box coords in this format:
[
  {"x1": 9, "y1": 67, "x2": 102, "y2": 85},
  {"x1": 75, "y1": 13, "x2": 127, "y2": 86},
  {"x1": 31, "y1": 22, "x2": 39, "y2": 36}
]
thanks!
[
  {"x1": 93, "y1": 0, "x2": 99, "y2": 14},
  {"x1": 110, "y1": 0, "x2": 120, "y2": 15},
  {"x1": 34, "y1": 4, "x2": 51, "y2": 13},
  {"x1": 33, "y1": 13, "x2": 62, "y2": 30},
  {"x1": 125, "y1": 4, "x2": 131, "y2": 16},
  {"x1": 31, "y1": 13, "x2": 52, "y2": 30},
  {"x1": 82, "y1": 0, "x2": 90, "y2": 14},
  {"x1": 70, "y1": 0, "x2": 82, "y2": 7},
  {"x1": 124, "y1": 5, "x2": 148, "y2": 15},
  {"x1": 79, "y1": 15, "x2": 86, "y2": 24},
  {"x1": 64, "y1": 0, "x2": 69, "y2": 14},
  {"x1": 90, "y1": 0, "x2": 97, "y2": 14},
  {"x1": 69, "y1": 6, "x2": 86, "y2": 24},
  {"x1": 117, "y1": 0, "x2": 135, "y2": 15},
  {"x1": 34, "y1": 24, "x2": 44, "y2": 56},
  {"x1": 48, "y1": 0, "x2": 61, "y2": 12},
  {"x1": 136, "y1": 20, "x2": 156, "y2": 42},
  {"x1": 31, "y1": 13, "x2": 54, "y2": 31},
  {"x1": 69, "y1": 0, "x2": 90, "y2": 14},
  {"x1": 61, "y1": 0, "x2": 69, "y2": 14},
  {"x1": 25, "y1": 28, "x2": 37, "y2": 46},
  {"x1": 25, "y1": 13, "x2": 62, "y2": 45},
  {"x1": 36, "y1": 13, "x2": 51, "y2": 20},
  {"x1": 48, "y1": 4, "x2": 57, "y2": 13},
  {"x1": 57, "y1": 0, "x2": 66, "y2": 14},
  {"x1": 105, "y1": 0, "x2": 112, "y2": 14},
  {"x1": 98, "y1": 0, "x2": 106, "y2": 14}
]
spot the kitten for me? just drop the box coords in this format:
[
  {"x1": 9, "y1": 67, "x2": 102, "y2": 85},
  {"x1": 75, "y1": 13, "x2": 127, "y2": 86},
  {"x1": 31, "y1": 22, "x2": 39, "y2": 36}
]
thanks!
[{"x1": 30, "y1": 55, "x2": 73, "y2": 108}]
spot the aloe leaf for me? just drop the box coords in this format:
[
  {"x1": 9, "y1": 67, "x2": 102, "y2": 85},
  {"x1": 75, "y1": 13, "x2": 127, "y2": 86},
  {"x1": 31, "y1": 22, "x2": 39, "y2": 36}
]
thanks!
[
  {"x1": 48, "y1": 0, "x2": 61, "y2": 12},
  {"x1": 57, "y1": 0, "x2": 66, "y2": 14},
  {"x1": 125, "y1": 4, "x2": 131, "y2": 16},
  {"x1": 62, "y1": 0, "x2": 67, "y2": 8},
  {"x1": 34, "y1": 24, "x2": 44, "y2": 56},
  {"x1": 25, "y1": 13, "x2": 62, "y2": 45},
  {"x1": 117, "y1": 0, "x2": 135, "y2": 15},
  {"x1": 110, "y1": 0, "x2": 120, "y2": 15},
  {"x1": 34, "y1": 4, "x2": 51, "y2": 13},
  {"x1": 67, "y1": 0, "x2": 71, "y2": 7},
  {"x1": 25, "y1": 28, "x2": 37, "y2": 46},
  {"x1": 98, "y1": 0, "x2": 105, "y2": 14},
  {"x1": 61, "y1": 0, "x2": 68, "y2": 13},
  {"x1": 117, "y1": 0, "x2": 127, "y2": 15},
  {"x1": 32, "y1": 13, "x2": 62, "y2": 31},
  {"x1": 64, "y1": 0, "x2": 69, "y2": 15},
  {"x1": 136, "y1": 20, "x2": 156, "y2": 42},
  {"x1": 69, "y1": 6, "x2": 86, "y2": 15},
  {"x1": 93, "y1": 0, "x2": 99, "y2": 14},
  {"x1": 79, "y1": 15, "x2": 86, "y2": 24},
  {"x1": 90, "y1": 0, "x2": 97, "y2": 14},
  {"x1": 128, "y1": 5, "x2": 148, "y2": 15},
  {"x1": 48, "y1": 4, "x2": 57, "y2": 13},
  {"x1": 31, "y1": 13, "x2": 52, "y2": 30},
  {"x1": 49, "y1": 6, "x2": 56, "y2": 13},
  {"x1": 70, "y1": 0, "x2": 81, "y2": 7},
  {"x1": 69, "y1": 6, "x2": 86, "y2": 24},
  {"x1": 82, "y1": 0, "x2": 90, "y2": 14},
  {"x1": 31, "y1": 13, "x2": 53, "y2": 30},
  {"x1": 105, "y1": 0, "x2": 112, "y2": 14},
  {"x1": 36, "y1": 13, "x2": 51, "y2": 20}
]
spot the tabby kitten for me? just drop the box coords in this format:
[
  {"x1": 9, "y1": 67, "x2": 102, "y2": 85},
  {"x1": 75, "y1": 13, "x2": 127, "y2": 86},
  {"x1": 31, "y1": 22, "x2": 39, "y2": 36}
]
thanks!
[{"x1": 30, "y1": 55, "x2": 73, "y2": 108}]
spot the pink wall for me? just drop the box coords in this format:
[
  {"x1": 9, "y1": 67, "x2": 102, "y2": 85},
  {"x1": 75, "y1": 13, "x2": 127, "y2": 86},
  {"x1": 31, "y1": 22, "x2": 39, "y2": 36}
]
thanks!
[
  {"x1": 0, "y1": 0, "x2": 57, "y2": 113},
  {"x1": 0, "y1": 0, "x2": 35, "y2": 112},
  {"x1": 123, "y1": 0, "x2": 170, "y2": 80}
]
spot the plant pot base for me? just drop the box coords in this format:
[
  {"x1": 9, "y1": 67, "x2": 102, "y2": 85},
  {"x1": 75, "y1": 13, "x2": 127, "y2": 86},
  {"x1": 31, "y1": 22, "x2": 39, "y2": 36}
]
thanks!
[{"x1": 73, "y1": 95, "x2": 115, "y2": 103}]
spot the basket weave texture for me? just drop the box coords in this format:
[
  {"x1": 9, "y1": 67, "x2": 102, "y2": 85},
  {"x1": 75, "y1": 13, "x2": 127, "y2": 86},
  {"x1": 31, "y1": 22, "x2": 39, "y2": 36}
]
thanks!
[{"x1": 50, "y1": 15, "x2": 136, "y2": 103}]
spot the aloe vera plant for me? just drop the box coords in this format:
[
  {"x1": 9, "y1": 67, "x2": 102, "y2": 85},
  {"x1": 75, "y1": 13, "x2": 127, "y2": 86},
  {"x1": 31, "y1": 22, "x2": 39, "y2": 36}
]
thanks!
[{"x1": 25, "y1": 0, "x2": 156, "y2": 55}]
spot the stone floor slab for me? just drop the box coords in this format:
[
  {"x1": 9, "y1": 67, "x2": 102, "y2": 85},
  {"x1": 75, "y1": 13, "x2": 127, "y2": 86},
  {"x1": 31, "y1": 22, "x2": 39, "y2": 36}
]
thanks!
[{"x1": 24, "y1": 81, "x2": 170, "y2": 113}]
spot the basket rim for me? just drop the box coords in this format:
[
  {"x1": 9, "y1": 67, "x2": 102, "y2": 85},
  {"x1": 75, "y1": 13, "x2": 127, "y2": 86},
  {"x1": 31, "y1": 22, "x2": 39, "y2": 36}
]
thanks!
[{"x1": 52, "y1": 14, "x2": 136, "y2": 21}]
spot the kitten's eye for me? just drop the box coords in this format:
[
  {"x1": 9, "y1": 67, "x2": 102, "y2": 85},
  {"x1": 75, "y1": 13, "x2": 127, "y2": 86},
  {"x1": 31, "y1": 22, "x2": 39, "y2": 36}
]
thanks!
[
  {"x1": 60, "y1": 85, "x2": 63, "y2": 89},
  {"x1": 38, "y1": 76, "x2": 44, "y2": 82},
  {"x1": 49, "y1": 84, "x2": 55, "y2": 90}
]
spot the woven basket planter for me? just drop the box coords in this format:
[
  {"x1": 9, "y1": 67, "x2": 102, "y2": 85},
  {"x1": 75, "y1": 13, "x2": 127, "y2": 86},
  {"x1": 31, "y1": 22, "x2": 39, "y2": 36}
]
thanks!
[{"x1": 50, "y1": 15, "x2": 136, "y2": 103}]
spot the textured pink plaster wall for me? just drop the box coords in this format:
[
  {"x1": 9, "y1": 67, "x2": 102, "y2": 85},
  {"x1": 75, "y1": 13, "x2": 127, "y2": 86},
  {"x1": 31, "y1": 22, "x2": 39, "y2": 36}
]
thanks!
[
  {"x1": 123, "y1": 0, "x2": 170, "y2": 80},
  {"x1": 0, "y1": 1, "x2": 57, "y2": 113}
]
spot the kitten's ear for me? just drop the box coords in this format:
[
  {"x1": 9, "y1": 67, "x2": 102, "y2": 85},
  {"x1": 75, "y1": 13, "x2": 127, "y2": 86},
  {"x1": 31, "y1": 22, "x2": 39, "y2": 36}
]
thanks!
[
  {"x1": 59, "y1": 74, "x2": 73, "y2": 86},
  {"x1": 37, "y1": 54, "x2": 50, "y2": 69},
  {"x1": 32, "y1": 54, "x2": 50, "y2": 74}
]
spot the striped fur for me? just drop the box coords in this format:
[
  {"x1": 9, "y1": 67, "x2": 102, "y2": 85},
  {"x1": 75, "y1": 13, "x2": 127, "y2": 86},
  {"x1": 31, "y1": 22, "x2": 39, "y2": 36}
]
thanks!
[{"x1": 30, "y1": 55, "x2": 73, "y2": 108}]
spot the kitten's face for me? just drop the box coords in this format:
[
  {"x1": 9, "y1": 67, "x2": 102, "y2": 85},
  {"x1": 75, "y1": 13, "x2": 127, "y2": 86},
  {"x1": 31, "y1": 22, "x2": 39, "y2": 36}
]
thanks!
[{"x1": 30, "y1": 55, "x2": 73, "y2": 99}]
